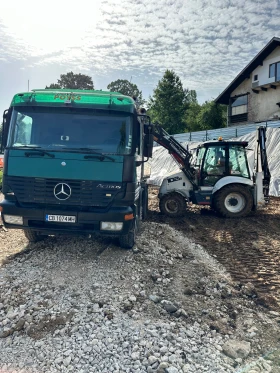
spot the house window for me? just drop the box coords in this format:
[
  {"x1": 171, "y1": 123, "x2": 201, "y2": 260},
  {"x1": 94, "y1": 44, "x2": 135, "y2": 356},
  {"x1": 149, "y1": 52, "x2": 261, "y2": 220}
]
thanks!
[
  {"x1": 254, "y1": 74, "x2": 258, "y2": 81},
  {"x1": 230, "y1": 94, "x2": 248, "y2": 123},
  {"x1": 269, "y1": 62, "x2": 280, "y2": 81},
  {"x1": 231, "y1": 95, "x2": 248, "y2": 115},
  {"x1": 269, "y1": 64, "x2": 276, "y2": 78}
]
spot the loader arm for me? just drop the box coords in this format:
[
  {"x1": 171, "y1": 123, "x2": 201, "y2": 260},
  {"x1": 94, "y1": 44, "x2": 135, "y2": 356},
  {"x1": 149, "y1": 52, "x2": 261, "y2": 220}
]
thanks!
[{"x1": 152, "y1": 123, "x2": 197, "y2": 187}]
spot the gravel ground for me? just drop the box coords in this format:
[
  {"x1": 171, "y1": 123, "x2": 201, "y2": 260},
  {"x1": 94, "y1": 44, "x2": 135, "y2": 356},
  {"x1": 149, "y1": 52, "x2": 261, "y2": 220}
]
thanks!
[{"x1": 0, "y1": 219, "x2": 280, "y2": 373}]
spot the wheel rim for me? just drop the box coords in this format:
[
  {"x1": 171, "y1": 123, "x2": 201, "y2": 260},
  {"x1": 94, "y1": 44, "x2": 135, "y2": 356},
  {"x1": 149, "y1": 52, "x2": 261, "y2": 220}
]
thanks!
[
  {"x1": 165, "y1": 199, "x2": 179, "y2": 214},
  {"x1": 224, "y1": 192, "x2": 246, "y2": 213}
]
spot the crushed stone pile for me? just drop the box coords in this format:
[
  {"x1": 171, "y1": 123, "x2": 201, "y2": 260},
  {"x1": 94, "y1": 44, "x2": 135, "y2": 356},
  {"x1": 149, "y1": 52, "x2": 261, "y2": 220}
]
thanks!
[{"x1": 0, "y1": 222, "x2": 279, "y2": 372}]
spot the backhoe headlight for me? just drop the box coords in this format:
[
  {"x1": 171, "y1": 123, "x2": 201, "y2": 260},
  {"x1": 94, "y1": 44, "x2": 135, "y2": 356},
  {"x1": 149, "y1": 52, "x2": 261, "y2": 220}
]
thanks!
[{"x1": 3, "y1": 215, "x2": 23, "y2": 225}]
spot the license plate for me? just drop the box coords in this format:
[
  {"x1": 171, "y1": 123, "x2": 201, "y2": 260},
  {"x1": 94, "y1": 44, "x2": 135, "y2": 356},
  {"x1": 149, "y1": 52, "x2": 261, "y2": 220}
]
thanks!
[{"x1": 45, "y1": 215, "x2": 76, "y2": 223}]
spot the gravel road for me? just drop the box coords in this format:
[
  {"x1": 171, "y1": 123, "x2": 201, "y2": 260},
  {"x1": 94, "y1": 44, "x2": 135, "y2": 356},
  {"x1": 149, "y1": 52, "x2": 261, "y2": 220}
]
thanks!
[{"x1": 0, "y1": 219, "x2": 280, "y2": 372}]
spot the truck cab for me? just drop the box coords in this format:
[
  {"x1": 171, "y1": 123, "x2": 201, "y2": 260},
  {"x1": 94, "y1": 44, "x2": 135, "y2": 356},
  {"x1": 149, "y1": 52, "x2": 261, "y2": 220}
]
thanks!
[{"x1": 0, "y1": 89, "x2": 152, "y2": 248}]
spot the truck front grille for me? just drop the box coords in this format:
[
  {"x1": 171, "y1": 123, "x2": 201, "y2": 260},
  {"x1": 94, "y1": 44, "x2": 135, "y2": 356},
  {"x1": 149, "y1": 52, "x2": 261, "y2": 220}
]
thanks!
[{"x1": 5, "y1": 176, "x2": 124, "y2": 208}]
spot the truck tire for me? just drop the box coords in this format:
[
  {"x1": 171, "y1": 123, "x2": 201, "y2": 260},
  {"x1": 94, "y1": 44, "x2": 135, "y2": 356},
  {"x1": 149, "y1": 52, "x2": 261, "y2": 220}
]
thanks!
[
  {"x1": 141, "y1": 186, "x2": 148, "y2": 220},
  {"x1": 214, "y1": 184, "x2": 253, "y2": 218},
  {"x1": 159, "y1": 193, "x2": 186, "y2": 217},
  {"x1": 24, "y1": 229, "x2": 45, "y2": 242},
  {"x1": 119, "y1": 219, "x2": 137, "y2": 249}
]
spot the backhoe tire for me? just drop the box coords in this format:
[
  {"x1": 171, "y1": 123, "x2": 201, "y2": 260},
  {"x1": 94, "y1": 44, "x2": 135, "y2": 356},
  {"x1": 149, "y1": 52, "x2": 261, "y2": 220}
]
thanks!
[
  {"x1": 119, "y1": 219, "x2": 137, "y2": 249},
  {"x1": 214, "y1": 184, "x2": 253, "y2": 218},
  {"x1": 24, "y1": 229, "x2": 45, "y2": 242},
  {"x1": 159, "y1": 193, "x2": 186, "y2": 218}
]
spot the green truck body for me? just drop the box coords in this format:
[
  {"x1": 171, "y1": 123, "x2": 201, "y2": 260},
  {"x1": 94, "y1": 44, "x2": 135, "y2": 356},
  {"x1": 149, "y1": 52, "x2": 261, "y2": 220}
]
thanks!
[{"x1": 0, "y1": 89, "x2": 152, "y2": 248}]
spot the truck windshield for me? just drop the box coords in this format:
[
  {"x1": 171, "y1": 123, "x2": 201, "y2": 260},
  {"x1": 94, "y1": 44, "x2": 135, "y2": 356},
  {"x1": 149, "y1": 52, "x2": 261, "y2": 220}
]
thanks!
[{"x1": 9, "y1": 107, "x2": 133, "y2": 155}]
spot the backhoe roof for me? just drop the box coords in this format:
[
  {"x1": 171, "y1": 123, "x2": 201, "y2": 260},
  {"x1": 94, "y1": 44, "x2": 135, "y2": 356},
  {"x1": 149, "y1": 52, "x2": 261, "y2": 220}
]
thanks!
[
  {"x1": 200, "y1": 140, "x2": 248, "y2": 148},
  {"x1": 10, "y1": 89, "x2": 136, "y2": 113}
]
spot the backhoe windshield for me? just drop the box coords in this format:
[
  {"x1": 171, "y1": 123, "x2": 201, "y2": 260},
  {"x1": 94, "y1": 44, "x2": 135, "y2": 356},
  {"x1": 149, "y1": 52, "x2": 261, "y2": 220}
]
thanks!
[{"x1": 9, "y1": 107, "x2": 133, "y2": 154}]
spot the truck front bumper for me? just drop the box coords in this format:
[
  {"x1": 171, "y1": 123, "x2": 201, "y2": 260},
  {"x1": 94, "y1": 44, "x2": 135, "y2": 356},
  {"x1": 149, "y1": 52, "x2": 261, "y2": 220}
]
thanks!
[{"x1": 0, "y1": 199, "x2": 135, "y2": 236}]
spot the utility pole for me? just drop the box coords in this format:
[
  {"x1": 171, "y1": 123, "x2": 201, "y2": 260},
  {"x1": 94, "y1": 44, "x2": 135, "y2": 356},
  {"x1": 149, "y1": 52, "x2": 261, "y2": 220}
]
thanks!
[{"x1": 28, "y1": 80, "x2": 29, "y2": 92}]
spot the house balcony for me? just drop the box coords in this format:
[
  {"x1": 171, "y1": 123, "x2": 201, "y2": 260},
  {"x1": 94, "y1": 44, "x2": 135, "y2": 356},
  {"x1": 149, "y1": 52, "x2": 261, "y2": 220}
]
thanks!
[{"x1": 251, "y1": 79, "x2": 280, "y2": 93}]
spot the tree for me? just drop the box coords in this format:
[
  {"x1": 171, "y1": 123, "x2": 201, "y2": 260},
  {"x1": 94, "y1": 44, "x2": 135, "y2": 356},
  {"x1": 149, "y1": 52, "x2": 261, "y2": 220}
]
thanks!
[
  {"x1": 46, "y1": 83, "x2": 61, "y2": 89},
  {"x1": 148, "y1": 70, "x2": 189, "y2": 134},
  {"x1": 184, "y1": 100, "x2": 227, "y2": 133},
  {"x1": 197, "y1": 101, "x2": 227, "y2": 130},
  {"x1": 184, "y1": 102, "x2": 201, "y2": 132},
  {"x1": 46, "y1": 72, "x2": 94, "y2": 90},
  {"x1": 186, "y1": 90, "x2": 198, "y2": 104},
  {"x1": 107, "y1": 79, "x2": 145, "y2": 107}
]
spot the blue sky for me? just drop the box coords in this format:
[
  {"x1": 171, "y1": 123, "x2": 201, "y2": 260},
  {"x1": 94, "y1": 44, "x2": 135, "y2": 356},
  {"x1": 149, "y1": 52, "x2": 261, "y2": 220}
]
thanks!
[{"x1": 0, "y1": 0, "x2": 279, "y2": 115}]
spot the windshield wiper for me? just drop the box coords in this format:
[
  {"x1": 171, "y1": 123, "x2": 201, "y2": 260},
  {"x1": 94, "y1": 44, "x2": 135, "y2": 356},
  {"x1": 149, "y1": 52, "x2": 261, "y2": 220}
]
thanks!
[
  {"x1": 84, "y1": 155, "x2": 111, "y2": 162},
  {"x1": 77, "y1": 147, "x2": 103, "y2": 153},
  {"x1": 69, "y1": 148, "x2": 115, "y2": 162},
  {"x1": 24, "y1": 150, "x2": 55, "y2": 158}
]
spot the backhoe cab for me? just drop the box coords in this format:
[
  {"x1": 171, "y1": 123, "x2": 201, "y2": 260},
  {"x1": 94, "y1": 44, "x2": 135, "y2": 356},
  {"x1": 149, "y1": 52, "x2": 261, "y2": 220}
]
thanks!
[{"x1": 150, "y1": 125, "x2": 270, "y2": 218}]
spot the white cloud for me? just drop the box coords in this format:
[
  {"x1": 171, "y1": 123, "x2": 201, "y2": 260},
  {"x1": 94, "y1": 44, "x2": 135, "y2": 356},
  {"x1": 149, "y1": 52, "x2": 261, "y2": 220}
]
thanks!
[{"x1": 0, "y1": 0, "x2": 279, "y2": 104}]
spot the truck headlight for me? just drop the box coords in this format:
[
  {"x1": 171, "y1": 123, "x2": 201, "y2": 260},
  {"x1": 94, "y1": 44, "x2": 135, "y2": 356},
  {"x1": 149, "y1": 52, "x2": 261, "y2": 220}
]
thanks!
[
  {"x1": 3, "y1": 215, "x2": 23, "y2": 225},
  {"x1": 100, "y1": 222, "x2": 123, "y2": 231}
]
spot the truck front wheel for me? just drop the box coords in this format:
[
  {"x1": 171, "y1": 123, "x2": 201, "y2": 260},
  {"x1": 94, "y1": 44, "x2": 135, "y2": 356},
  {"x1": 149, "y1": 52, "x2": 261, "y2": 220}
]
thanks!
[
  {"x1": 24, "y1": 229, "x2": 45, "y2": 243},
  {"x1": 119, "y1": 219, "x2": 137, "y2": 249},
  {"x1": 159, "y1": 193, "x2": 186, "y2": 217},
  {"x1": 214, "y1": 184, "x2": 253, "y2": 218}
]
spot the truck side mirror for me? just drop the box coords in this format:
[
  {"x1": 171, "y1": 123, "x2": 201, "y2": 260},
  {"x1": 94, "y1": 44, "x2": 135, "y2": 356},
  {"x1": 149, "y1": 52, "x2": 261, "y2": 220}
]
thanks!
[
  {"x1": 1, "y1": 109, "x2": 10, "y2": 153},
  {"x1": 143, "y1": 133, "x2": 154, "y2": 158},
  {"x1": 139, "y1": 118, "x2": 153, "y2": 158}
]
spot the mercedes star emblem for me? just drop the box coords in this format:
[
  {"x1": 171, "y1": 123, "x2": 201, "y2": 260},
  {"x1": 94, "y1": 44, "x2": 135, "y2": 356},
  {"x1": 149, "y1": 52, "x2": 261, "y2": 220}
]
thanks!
[{"x1": 54, "y1": 183, "x2": 71, "y2": 201}]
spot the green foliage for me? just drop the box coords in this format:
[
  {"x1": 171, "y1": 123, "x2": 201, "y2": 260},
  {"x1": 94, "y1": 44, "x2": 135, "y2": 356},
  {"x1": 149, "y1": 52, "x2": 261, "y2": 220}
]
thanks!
[
  {"x1": 46, "y1": 83, "x2": 61, "y2": 89},
  {"x1": 184, "y1": 102, "x2": 201, "y2": 132},
  {"x1": 107, "y1": 79, "x2": 145, "y2": 107},
  {"x1": 148, "y1": 70, "x2": 190, "y2": 134},
  {"x1": 184, "y1": 101, "x2": 227, "y2": 132},
  {"x1": 186, "y1": 90, "x2": 198, "y2": 104},
  {"x1": 46, "y1": 72, "x2": 94, "y2": 90},
  {"x1": 197, "y1": 101, "x2": 227, "y2": 130}
]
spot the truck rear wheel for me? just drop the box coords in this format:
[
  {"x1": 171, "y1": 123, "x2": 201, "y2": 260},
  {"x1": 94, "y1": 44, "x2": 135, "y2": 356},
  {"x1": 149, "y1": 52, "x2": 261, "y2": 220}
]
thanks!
[
  {"x1": 119, "y1": 219, "x2": 137, "y2": 249},
  {"x1": 141, "y1": 186, "x2": 148, "y2": 220},
  {"x1": 159, "y1": 193, "x2": 186, "y2": 217},
  {"x1": 214, "y1": 184, "x2": 253, "y2": 218},
  {"x1": 24, "y1": 229, "x2": 45, "y2": 242}
]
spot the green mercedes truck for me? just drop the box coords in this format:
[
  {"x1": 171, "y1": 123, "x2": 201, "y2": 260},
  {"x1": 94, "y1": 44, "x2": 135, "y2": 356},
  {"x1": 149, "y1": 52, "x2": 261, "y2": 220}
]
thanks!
[{"x1": 0, "y1": 89, "x2": 153, "y2": 248}]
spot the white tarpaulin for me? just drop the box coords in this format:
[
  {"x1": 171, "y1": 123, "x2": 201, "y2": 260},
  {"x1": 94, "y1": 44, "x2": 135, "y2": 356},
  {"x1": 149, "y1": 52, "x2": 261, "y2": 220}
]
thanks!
[{"x1": 147, "y1": 127, "x2": 280, "y2": 197}]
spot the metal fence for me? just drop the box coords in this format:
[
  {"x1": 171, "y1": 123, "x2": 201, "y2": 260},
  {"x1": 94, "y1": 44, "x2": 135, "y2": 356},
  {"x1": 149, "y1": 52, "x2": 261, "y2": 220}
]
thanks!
[{"x1": 155, "y1": 120, "x2": 280, "y2": 145}]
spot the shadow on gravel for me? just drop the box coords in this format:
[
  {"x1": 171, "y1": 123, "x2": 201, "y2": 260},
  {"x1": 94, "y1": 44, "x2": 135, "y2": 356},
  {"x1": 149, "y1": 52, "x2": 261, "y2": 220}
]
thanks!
[{"x1": 1, "y1": 233, "x2": 126, "y2": 267}]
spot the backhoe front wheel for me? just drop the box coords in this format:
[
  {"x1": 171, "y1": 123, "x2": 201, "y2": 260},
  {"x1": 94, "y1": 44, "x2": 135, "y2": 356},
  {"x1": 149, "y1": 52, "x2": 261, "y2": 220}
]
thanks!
[
  {"x1": 159, "y1": 193, "x2": 186, "y2": 217},
  {"x1": 214, "y1": 184, "x2": 253, "y2": 218}
]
